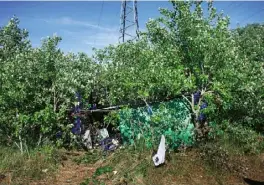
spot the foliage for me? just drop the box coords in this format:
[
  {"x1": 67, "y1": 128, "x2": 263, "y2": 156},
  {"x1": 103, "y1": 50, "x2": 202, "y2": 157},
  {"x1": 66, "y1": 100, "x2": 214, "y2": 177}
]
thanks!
[
  {"x1": 235, "y1": 23, "x2": 264, "y2": 63},
  {"x1": 208, "y1": 121, "x2": 264, "y2": 155},
  {"x1": 230, "y1": 23, "x2": 264, "y2": 131},
  {"x1": 0, "y1": 16, "x2": 99, "y2": 148},
  {"x1": 93, "y1": 166, "x2": 113, "y2": 177},
  {"x1": 103, "y1": 110, "x2": 120, "y2": 129},
  {"x1": 0, "y1": 0, "x2": 263, "y2": 149},
  {"x1": 94, "y1": 1, "x2": 244, "y2": 139},
  {"x1": 93, "y1": 38, "x2": 184, "y2": 106},
  {"x1": 222, "y1": 124, "x2": 264, "y2": 154},
  {"x1": 200, "y1": 128, "x2": 264, "y2": 179}
]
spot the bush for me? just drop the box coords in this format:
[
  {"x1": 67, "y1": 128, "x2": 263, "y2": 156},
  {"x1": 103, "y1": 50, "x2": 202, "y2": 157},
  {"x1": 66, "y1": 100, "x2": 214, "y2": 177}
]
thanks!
[
  {"x1": 208, "y1": 121, "x2": 264, "y2": 155},
  {"x1": 224, "y1": 124, "x2": 264, "y2": 154}
]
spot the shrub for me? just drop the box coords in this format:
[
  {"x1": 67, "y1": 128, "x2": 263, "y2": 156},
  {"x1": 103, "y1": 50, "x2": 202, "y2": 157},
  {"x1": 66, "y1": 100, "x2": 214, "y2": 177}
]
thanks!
[{"x1": 208, "y1": 121, "x2": 264, "y2": 155}]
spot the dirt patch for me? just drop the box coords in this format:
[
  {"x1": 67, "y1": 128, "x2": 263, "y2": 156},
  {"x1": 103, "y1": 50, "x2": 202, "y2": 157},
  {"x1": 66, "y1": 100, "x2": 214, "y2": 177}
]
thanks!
[{"x1": 30, "y1": 151, "x2": 99, "y2": 185}]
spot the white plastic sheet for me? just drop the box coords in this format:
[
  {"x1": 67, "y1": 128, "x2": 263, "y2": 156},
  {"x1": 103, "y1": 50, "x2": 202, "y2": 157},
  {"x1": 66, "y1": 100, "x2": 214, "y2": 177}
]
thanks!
[
  {"x1": 83, "y1": 129, "x2": 92, "y2": 149},
  {"x1": 99, "y1": 128, "x2": 109, "y2": 139},
  {"x1": 152, "y1": 135, "x2": 166, "y2": 166}
]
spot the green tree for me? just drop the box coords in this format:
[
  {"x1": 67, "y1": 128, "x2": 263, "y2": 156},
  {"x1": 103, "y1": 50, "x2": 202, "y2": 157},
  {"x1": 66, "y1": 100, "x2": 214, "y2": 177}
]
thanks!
[
  {"x1": 95, "y1": 1, "x2": 242, "y2": 139},
  {"x1": 0, "y1": 17, "x2": 98, "y2": 149},
  {"x1": 230, "y1": 24, "x2": 264, "y2": 131}
]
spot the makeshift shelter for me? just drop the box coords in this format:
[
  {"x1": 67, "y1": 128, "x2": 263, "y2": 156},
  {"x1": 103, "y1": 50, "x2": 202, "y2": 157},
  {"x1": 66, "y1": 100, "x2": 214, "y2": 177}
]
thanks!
[{"x1": 68, "y1": 91, "x2": 198, "y2": 150}]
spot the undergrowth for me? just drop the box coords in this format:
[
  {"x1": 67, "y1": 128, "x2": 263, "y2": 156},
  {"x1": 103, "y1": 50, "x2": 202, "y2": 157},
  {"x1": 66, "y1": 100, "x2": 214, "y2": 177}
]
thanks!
[
  {"x1": 201, "y1": 123, "x2": 264, "y2": 179},
  {"x1": 0, "y1": 145, "x2": 62, "y2": 185},
  {"x1": 80, "y1": 165, "x2": 113, "y2": 185},
  {"x1": 78, "y1": 124, "x2": 264, "y2": 185},
  {"x1": 208, "y1": 123, "x2": 264, "y2": 155},
  {"x1": 74, "y1": 150, "x2": 103, "y2": 165}
]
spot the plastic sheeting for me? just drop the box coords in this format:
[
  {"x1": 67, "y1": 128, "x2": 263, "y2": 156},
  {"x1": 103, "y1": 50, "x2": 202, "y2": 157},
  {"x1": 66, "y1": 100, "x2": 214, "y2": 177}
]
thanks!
[{"x1": 118, "y1": 99, "x2": 195, "y2": 150}]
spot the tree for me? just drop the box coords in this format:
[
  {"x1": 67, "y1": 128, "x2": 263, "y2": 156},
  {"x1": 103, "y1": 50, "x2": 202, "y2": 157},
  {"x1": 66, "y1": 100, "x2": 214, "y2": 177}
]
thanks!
[
  {"x1": 230, "y1": 24, "x2": 264, "y2": 131},
  {"x1": 0, "y1": 17, "x2": 98, "y2": 149},
  {"x1": 95, "y1": 1, "x2": 242, "y2": 139}
]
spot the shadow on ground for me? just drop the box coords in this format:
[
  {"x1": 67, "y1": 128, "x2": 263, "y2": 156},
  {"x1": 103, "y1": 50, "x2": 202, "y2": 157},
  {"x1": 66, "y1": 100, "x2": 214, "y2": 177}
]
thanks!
[{"x1": 244, "y1": 178, "x2": 264, "y2": 185}]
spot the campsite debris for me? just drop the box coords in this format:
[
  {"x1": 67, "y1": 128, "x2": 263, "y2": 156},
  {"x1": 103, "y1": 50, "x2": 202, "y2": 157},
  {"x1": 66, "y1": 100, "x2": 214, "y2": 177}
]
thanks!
[
  {"x1": 152, "y1": 135, "x2": 166, "y2": 166},
  {"x1": 83, "y1": 129, "x2": 92, "y2": 149},
  {"x1": 99, "y1": 128, "x2": 109, "y2": 139},
  {"x1": 100, "y1": 137, "x2": 118, "y2": 151},
  {"x1": 42, "y1": 169, "x2": 48, "y2": 173},
  {"x1": 118, "y1": 99, "x2": 194, "y2": 150},
  {"x1": 112, "y1": 138, "x2": 119, "y2": 146}
]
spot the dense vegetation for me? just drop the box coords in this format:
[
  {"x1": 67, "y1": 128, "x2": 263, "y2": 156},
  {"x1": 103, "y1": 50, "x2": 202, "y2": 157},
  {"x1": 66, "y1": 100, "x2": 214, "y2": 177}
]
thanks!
[
  {"x1": 0, "y1": 1, "x2": 263, "y2": 152},
  {"x1": 0, "y1": 1, "x2": 264, "y2": 184}
]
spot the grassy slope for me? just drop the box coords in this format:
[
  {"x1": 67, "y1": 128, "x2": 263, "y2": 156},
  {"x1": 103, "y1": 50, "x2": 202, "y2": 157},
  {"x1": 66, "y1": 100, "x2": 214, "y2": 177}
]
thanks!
[
  {"x1": 73, "y1": 141, "x2": 264, "y2": 185},
  {"x1": 1, "y1": 126, "x2": 264, "y2": 185},
  {"x1": 0, "y1": 146, "x2": 63, "y2": 185},
  {"x1": 1, "y1": 145, "x2": 264, "y2": 185}
]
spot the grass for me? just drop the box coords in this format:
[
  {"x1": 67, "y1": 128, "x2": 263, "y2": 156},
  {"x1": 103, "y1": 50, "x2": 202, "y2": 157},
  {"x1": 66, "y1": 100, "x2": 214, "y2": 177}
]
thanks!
[
  {"x1": 0, "y1": 145, "x2": 62, "y2": 185},
  {"x1": 73, "y1": 149, "x2": 103, "y2": 165},
  {"x1": 79, "y1": 165, "x2": 113, "y2": 185},
  {"x1": 1, "y1": 125, "x2": 263, "y2": 185},
  {"x1": 199, "y1": 125, "x2": 264, "y2": 184},
  {"x1": 94, "y1": 144, "x2": 200, "y2": 185},
  {"x1": 75, "y1": 127, "x2": 264, "y2": 185}
]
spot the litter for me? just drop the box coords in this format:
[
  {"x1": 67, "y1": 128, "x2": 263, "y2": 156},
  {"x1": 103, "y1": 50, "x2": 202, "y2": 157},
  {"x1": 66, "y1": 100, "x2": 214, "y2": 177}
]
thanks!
[
  {"x1": 112, "y1": 139, "x2": 119, "y2": 146},
  {"x1": 99, "y1": 128, "x2": 109, "y2": 140},
  {"x1": 83, "y1": 129, "x2": 92, "y2": 149},
  {"x1": 99, "y1": 133, "x2": 120, "y2": 152},
  {"x1": 152, "y1": 135, "x2": 166, "y2": 166},
  {"x1": 100, "y1": 137, "x2": 117, "y2": 151}
]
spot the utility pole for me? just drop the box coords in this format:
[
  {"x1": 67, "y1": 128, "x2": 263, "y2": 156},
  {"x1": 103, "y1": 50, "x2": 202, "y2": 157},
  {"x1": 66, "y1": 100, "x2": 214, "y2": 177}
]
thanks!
[{"x1": 119, "y1": 0, "x2": 139, "y2": 43}]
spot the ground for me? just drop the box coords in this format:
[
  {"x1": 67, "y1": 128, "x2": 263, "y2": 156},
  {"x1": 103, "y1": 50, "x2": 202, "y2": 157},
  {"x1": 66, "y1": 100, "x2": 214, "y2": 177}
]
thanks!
[{"x1": 22, "y1": 148, "x2": 264, "y2": 185}]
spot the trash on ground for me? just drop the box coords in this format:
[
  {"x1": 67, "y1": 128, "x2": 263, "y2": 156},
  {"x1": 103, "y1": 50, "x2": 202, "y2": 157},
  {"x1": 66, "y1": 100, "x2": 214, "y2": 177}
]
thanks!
[
  {"x1": 100, "y1": 137, "x2": 118, "y2": 151},
  {"x1": 83, "y1": 129, "x2": 92, "y2": 149},
  {"x1": 152, "y1": 135, "x2": 166, "y2": 166},
  {"x1": 99, "y1": 128, "x2": 109, "y2": 140},
  {"x1": 42, "y1": 169, "x2": 48, "y2": 173}
]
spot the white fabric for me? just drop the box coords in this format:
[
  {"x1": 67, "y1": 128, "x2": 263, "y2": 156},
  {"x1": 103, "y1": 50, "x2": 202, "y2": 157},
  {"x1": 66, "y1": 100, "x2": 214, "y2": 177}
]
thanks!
[
  {"x1": 99, "y1": 128, "x2": 109, "y2": 139},
  {"x1": 112, "y1": 139, "x2": 119, "y2": 146},
  {"x1": 83, "y1": 129, "x2": 92, "y2": 149},
  {"x1": 152, "y1": 135, "x2": 166, "y2": 166}
]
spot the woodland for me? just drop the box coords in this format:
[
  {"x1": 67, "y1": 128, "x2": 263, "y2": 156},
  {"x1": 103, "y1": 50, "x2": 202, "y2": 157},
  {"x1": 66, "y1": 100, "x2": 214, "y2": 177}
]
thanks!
[{"x1": 0, "y1": 1, "x2": 263, "y2": 185}]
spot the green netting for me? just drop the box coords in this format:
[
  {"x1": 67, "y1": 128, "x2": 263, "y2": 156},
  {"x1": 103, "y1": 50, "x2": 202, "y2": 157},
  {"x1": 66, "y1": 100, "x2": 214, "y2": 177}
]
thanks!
[{"x1": 118, "y1": 99, "x2": 195, "y2": 149}]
